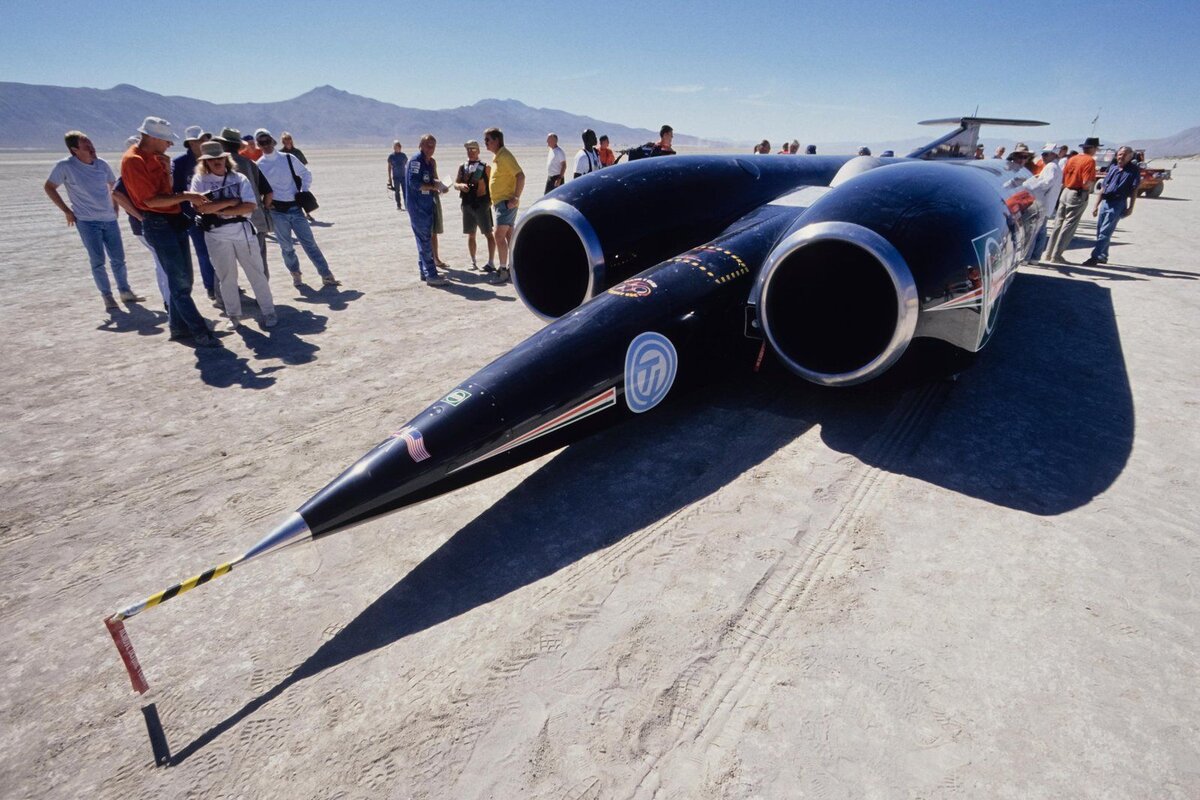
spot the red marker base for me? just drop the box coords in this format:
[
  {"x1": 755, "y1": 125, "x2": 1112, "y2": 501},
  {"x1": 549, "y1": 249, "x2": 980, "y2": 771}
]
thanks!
[{"x1": 104, "y1": 616, "x2": 149, "y2": 694}]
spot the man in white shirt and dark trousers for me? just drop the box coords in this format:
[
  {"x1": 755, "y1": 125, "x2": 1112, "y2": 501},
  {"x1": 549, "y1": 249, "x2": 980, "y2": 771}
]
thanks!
[
  {"x1": 544, "y1": 133, "x2": 566, "y2": 194},
  {"x1": 253, "y1": 128, "x2": 341, "y2": 288},
  {"x1": 573, "y1": 129, "x2": 601, "y2": 179}
]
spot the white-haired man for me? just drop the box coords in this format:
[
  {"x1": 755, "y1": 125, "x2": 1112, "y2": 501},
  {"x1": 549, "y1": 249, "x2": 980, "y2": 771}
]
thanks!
[{"x1": 120, "y1": 116, "x2": 219, "y2": 346}]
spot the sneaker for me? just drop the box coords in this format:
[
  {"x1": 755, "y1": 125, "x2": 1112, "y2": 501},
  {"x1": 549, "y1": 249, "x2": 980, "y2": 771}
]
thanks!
[
  {"x1": 322, "y1": 275, "x2": 342, "y2": 287},
  {"x1": 1081, "y1": 257, "x2": 1099, "y2": 266},
  {"x1": 426, "y1": 276, "x2": 450, "y2": 287},
  {"x1": 119, "y1": 289, "x2": 144, "y2": 303},
  {"x1": 193, "y1": 333, "x2": 222, "y2": 348},
  {"x1": 227, "y1": 316, "x2": 242, "y2": 330},
  {"x1": 262, "y1": 313, "x2": 278, "y2": 328},
  {"x1": 489, "y1": 268, "x2": 510, "y2": 285},
  {"x1": 470, "y1": 261, "x2": 479, "y2": 271},
  {"x1": 482, "y1": 262, "x2": 497, "y2": 273},
  {"x1": 102, "y1": 293, "x2": 119, "y2": 311},
  {"x1": 291, "y1": 271, "x2": 304, "y2": 286}
]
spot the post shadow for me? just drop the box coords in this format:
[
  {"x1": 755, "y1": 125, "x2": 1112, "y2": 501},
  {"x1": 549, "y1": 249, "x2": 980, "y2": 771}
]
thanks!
[{"x1": 165, "y1": 273, "x2": 1133, "y2": 762}]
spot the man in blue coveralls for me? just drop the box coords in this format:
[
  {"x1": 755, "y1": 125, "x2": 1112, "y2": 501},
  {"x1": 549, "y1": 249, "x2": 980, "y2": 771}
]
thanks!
[
  {"x1": 406, "y1": 134, "x2": 449, "y2": 286},
  {"x1": 1083, "y1": 145, "x2": 1140, "y2": 266},
  {"x1": 387, "y1": 140, "x2": 408, "y2": 211}
]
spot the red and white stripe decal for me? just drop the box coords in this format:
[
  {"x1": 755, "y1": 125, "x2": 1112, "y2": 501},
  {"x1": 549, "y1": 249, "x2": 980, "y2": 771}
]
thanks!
[{"x1": 451, "y1": 387, "x2": 617, "y2": 473}]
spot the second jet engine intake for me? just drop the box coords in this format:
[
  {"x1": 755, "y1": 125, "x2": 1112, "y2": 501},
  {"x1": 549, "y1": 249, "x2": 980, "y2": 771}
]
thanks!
[{"x1": 752, "y1": 159, "x2": 1041, "y2": 386}]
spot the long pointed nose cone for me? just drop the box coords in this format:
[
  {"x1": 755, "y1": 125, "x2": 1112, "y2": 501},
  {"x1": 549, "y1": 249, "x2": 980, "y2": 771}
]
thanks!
[
  {"x1": 242, "y1": 512, "x2": 313, "y2": 561},
  {"x1": 296, "y1": 204, "x2": 802, "y2": 542}
]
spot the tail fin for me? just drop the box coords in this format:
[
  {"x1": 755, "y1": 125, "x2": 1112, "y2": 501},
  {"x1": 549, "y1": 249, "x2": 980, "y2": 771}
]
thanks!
[{"x1": 907, "y1": 117, "x2": 1048, "y2": 160}]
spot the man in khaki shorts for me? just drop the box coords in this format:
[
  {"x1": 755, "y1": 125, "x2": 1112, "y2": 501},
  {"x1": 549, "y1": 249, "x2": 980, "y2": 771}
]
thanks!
[
  {"x1": 454, "y1": 140, "x2": 496, "y2": 271},
  {"x1": 484, "y1": 127, "x2": 524, "y2": 285}
]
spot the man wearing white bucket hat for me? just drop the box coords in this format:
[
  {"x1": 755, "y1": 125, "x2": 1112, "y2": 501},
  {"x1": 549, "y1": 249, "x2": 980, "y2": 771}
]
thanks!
[{"x1": 121, "y1": 116, "x2": 221, "y2": 347}]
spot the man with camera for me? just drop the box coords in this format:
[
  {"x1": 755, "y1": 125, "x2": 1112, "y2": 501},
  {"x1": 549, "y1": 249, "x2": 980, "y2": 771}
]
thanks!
[
  {"x1": 454, "y1": 140, "x2": 496, "y2": 272},
  {"x1": 254, "y1": 128, "x2": 340, "y2": 288}
]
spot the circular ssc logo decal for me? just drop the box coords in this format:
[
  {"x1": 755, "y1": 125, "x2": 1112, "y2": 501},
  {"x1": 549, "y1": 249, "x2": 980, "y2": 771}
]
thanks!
[
  {"x1": 624, "y1": 332, "x2": 677, "y2": 413},
  {"x1": 608, "y1": 278, "x2": 657, "y2": 298}
]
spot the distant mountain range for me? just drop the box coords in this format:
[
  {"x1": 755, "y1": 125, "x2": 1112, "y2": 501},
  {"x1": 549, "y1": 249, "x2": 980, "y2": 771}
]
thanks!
[
  {"x1": 0, "y1": 82, "x2": 713, "y2": 150},
  {"x1": 2, "y1": 82, "x2": 1196, "y2": 158}
]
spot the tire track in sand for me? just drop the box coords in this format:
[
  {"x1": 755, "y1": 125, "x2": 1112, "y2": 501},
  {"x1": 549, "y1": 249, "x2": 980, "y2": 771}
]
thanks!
[{"x1": 623, "y1": 382, "x2": 948, "y2": 798}]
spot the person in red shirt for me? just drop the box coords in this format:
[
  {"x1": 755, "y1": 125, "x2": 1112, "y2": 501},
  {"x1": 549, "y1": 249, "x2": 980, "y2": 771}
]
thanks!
[
  {"x1": 1045, "y1": 137, "x2": 1100, "y2": 263},
  {"x1": 239, "y1": 134, "x2": 263, "y2": 162},
  {"x1": 121, "y1": 116, "x2": 220, "y2": 347},
  {"x1": 597, "y1": 135, "x2": 616, "y2": 168}
]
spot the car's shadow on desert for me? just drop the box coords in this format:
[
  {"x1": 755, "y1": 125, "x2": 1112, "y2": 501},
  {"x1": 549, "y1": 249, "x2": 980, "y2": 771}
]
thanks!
[{"x1": 166, "y1": 270, "x2": 1133, "y2": 764}]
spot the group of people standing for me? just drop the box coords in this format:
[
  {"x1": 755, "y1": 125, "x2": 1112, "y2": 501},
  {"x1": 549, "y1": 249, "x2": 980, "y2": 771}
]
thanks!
[
  {"x1": 44, "y1": 117, "x2": 340, "y2": 347},
  {"x1": 1002, "y1": 136, "x2": 1142, "y2": 267},
  {"x1": 387, "y1": 125, "x2": 676, "y2": 289}
]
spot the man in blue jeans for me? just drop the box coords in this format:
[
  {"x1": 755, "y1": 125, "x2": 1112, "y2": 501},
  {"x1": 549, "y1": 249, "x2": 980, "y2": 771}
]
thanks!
[
  {"x1": 121, "y1": 116, "x2": 221, "y2": 348},
  {"x1": 1084, "y1": 145, "x2": 1141, "y2": 266},
  {"x1": 254, "y1": 129, "x2": 341, "y2": 288},
  {"x1": 43, "y1": 130, "x2": 143, "y2": 311},
  {"x1": 172, "y1": 126, "x2": 218, "y2": 299}
]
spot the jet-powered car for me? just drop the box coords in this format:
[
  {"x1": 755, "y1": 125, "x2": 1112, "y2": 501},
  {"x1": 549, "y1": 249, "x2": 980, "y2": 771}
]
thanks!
[{"x1": 105, "y1": 117, "x2": 1047, "y2": 693}]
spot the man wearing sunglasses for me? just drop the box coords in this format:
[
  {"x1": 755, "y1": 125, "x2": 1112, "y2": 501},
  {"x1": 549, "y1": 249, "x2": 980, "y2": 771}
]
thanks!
[{"x1": 254, "y1": 128, "x2": 341, "y2": 288}]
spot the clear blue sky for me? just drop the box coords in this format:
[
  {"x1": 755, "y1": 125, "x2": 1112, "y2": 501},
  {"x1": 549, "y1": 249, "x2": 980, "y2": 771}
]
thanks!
[{"x1": 4, "y1": 0, "x2": 1197, "y2": 144}]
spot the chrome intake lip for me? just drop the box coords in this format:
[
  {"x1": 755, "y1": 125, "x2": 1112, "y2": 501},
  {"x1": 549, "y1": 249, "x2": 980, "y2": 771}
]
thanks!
[
  {"x1": 752, "y1": 221, "x2": 920, "y2": 387},
  {"x1": 511, "y1": 199, "x2": 606, "y2": 321}
]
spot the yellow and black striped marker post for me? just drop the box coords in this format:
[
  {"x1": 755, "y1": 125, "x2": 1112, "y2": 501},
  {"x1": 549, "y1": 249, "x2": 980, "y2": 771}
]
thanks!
[{"x1": 103, "y1": 513, "x2": 311, "y2": 694}]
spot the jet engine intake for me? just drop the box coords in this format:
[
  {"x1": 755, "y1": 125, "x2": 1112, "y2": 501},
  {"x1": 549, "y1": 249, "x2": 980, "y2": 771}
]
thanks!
[
  {"x1": 756, "y1": 221, "x2": 919, "y2": 386},
  {"x1": 510, "y1": 200, "x2": 604, "y2": 319}
]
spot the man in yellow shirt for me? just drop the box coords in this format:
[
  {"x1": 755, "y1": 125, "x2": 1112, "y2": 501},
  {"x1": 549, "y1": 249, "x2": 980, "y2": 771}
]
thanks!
[{"x1": 484, "y1": 127, "x2": 524, "y2": 285}]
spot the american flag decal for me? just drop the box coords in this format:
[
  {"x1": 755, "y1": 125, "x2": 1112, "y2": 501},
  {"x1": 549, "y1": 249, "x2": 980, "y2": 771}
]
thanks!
[{"x1": 391, "y1": 426, "x2": 431, "y2": 462}]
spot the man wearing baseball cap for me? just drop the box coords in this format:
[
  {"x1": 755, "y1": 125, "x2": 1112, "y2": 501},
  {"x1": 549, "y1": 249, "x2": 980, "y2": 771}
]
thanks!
[
  {"x1": 120, "y1": 116, "x2": 221, "y2": 347},
  {"x1": 1023, "y1": 144, "x2": 1064, "y2": 260},
  {"x1": 254, "y1": 128, "x2": 340, "y2": 287}
]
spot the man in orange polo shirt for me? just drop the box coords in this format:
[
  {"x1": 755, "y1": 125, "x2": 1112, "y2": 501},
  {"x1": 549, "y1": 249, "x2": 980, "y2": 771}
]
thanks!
[
  {"x1": 1044, "y1": 137, "x2": 1100, "y2": 263},
  {"x1": 121, "y1": 116, "x2": 221, "y2": 347}
]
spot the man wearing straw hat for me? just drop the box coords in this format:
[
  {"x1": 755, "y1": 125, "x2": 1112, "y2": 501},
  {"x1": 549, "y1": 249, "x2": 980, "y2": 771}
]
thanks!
[{"x1": 120, "y1": 115, "x2": 220, "y2": 347}]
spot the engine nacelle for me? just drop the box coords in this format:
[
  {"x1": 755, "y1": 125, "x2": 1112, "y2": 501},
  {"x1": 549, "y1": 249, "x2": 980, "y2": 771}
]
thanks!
[
  {"x1": 751, "y1": 159, "x2": 1040, "y2": 386},
  {"x1": 511, "y1": 155, "x2": 851, "y2": 320}
]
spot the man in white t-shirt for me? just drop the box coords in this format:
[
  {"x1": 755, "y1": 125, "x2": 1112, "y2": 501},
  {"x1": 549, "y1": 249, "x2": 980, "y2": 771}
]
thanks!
[
  {"x1": 572, "y1": 129, "x2": 601, "y2": 179},
  {"x1": 544, "y1": 133, "x2": 566, "y2": 194},
  {"x1": 43, "y1": 130, "x2": 143, "y2": 310}
]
